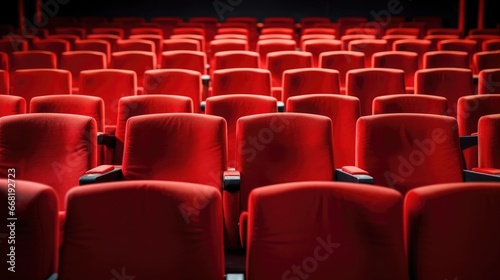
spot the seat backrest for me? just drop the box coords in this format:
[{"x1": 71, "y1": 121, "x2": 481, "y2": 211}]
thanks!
[
  {"x1": 79, "y1": 69, "x2": 137, "y2": 126},
  {"x1": 266, "y1": 51, "x2": 312, "y2": 87},
  {"x1": 0, "y1": 114, "x2": 97, "y2": 210},
  {"x1": 212, "y1": 68, "x2": 272, "y2": 97},
  {"x1": 348, "y1": 39, "x2": 388, "y2": 66},
  {"x1": 286, "y1": 94, "x2": 359, "y2": 168},
  {"x1": 473, "y1": 51, "x2": 500, "y2": 74},
  {"x1": 302, "y1": 39, "x2": 342, "y2": 67},
  {"x1": 205, "y1": 94, "x2": 277, "y2": 168},
  {"x1": 340, "y1": 34, "x2": 376, "y2": 50},
  {"x1": 483, "y1": 39, "x2": 500, "y2": 51},
  {"x1": 0, "y1": 51, "x2": 8, "y2": 71},
  {"x1": 282, "y1": 68, "x2": 341, "y2": 101},
  {"x1": 0, "y1": 179, "x2": 58, "y2": 280},
  {"x1": 60, "y1": 51, "x2": 107, "y2": 86},
  {"x1": 246, "y1": 181, "x2": 407, "y2": 280},
  {"x1": 0, "y1": 95, "x2": 25, "y2": 117},
  {"x1": 423, "y1": 34, "x2": 460, "y2": 51},
  {"x1": 58, "y1": 180, "x2": 224, "y2": 280},
  {"x1": 210, "y1": 39, "x2": 249, "y2": 54},
  {"x1": 372, "y1": 51, "x2": 418, "y2": 89},
  {"x1": 122, "y1": 114, "x2": 226, "y2": 189},
  {"x1": 346, "y1": 68, "x2": 405, "y2": 116},
  {"x1": 319, "y1": 51, "x2": 365, "y2": 91},
  {"x1": 86, "y1": 34, "x2": 121, "y2": 51},
  {"x1": 478, "y1": 114, "x2": 500, "y2": 169},
  {"x1": 373, "y1": 94, "x2": 448, "y2": 115},
  {"x1": 30, "y1": 95, "x2": 105, "y2": 132},
  {"x1": 423, "y1": 50, "x2": 469, "y2": 69},
  {"x1": 143, "y1": 69, "x2": 202, "y2": 112},
  {"x1": 110, "y1": 51, "x2": 156, "y2": 87},
  {"x1": 161, "y1": 50, "x2": 206, "y2": 74},
  {"x1": 405, "y1": 182, "x2": 500, "y2": 280},
  {"x1": 438, "y1": 39, "x2": 478, "y2": 60},
  {"x1": 11, "y1": 51, "x2": 57, "y2": 71},
  {"x1": 236, "y1": 113, "x2": 334, "y2": 211},
  {"x1": 0, "y1": 69, "x2": 8, "y2": 94},
  {"x1": 12, "y1": 69, "x2": 71, "y2": 104},
  {"x1": 113, "y1": 95, "x2": 193, "y2": 164},
  {"x1": 74, "y1": 39, "x2": 111, "y2": 59},
  {"x1": 393, "y1": 39, "x2": 432, "y2": 68},
  {"x1": 91, "y1": 27, "x2": 125, "y2": 38},
  {"x1": 478, "y1": 69, "x2": 500, "y2": 94},
  {"x1": 256, "y1": 39, "x2": 297, "y2": 67},
  {"x1": 32, "y1": 39, "x2": 70, "y2": 63},
  {"x1": 162, "y1": 38, "x2": 201, "y2": 52},
  {"x1": 356, "y1": 114, "x2": 463, "y2": 194},
  {"x1": 213, "y1": 50, "x2": 260, "y2": 70},
  {"x1": 115, "y1": 39, "x2": 155, "y2": 52},
  {"x1": 415, "y1": 68, "x2": 474, "y2": 118}
]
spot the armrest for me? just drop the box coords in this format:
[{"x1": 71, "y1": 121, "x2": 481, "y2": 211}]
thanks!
[
  {"x1": 224, "y1": 170, "x2": 240, "y2": 192},
  {"x1": 460, "y1": 135, "x2": 478, "y2": 150},
  {"x1": 79, "y1": 165, "x2": 122, "y2": 185},
  {"x1": 200, "y1": 101, "x2": 206, "y2": 113},
  {"x1": 277, "y1": 101, "x2": 285, "y2": 112},
  {"x1": 202, "y1": 74, "x2": 210, "y2": 86},
  {"x1": 335, "y1": 166, "x2": 374, "y2": 184},
  {"x1": 239, "y1": 211, "x2": 248, "y2": 248},
  {"x1": 97, "y1": 132, "x2": 116, "y2": 148},
  {"x1": 226, "y1": 274, "x2": 245, "y2": 280},
  {"x1": 47, "y1": 273, "x2": 58, "y2": 280},
  {"x1": 464, "y1": 169, "x2": 500, "y2": 182}
]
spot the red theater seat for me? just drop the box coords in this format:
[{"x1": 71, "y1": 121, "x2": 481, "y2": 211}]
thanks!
[
  {"x1": 319, "y1": 51, "x2": 365, "y2": 93},
  {"x1": 483, "y1": 39, "x2": 500, "y2": 51},
  {"x1": 161, "y1": 50, "x2": 207, "y2": 75},
  {"x1": 286, "y1": 94, "x2": 360, "y2": 168},
  {"x1": 115, "y1": 39, "x2": 155, "y2": 52},
  {"x1": 211, "y1": 68, "x2": 272, "y2": 97},
  {"x1": 466, "y1": 34, "x2": 500, "y2": 51},
  {"x1": 55, "y1": 27, "x2": 86, "y2": 39},
  {"x1": 372, "y1": 51, "x2": 418, "y2": 93},
  {"x1": 244, "y1": 181, "x2": 407, "y2": 280},
  {"x1": 46, "y1": 34, "x2": 80, "y2": 49},
  {"x1": 162, "y1": 38, "x2": 201, "y2": 52},
  {"x1": 256, "y1": 39, "x2": 297, "y2": 68},
  {"x1": 301, "y1": 39, "x2": 342, "y2": 67},
  {"x1": 32, "y1": 39, "x2": 70, "y2": 63},
  {"x1": 11, "y1": 69, "x2": 71, "y2": 104},
  {"x1": 261, "y1": 27, "x2": 294, "y2": 36},
  {"x1": 0, "y1": 52, "x2": 7, "y2": 71},
  {"x1": 58, "y1": 181, "x2": 224, "y2": 280},
  {"x1": 266, "y1": 51, "x2": 312, "y2": 100},
  {"x1": 282, "y1": 68, "x2": 341, "y2": 102},
  {"x1": 393, "y1": 39, "x2": 432, "y2": 68},
  {"x1": 346, "y1": 68, "x2": 405, "y2": 116},
  {"x1": 424, "y1": 34, "x2": 460, "y2": 51},
  {"x1": 111, "y1": 51, "x2": 156, "y2": 90},
  {"x1": 478, "y1": 114, "x2": 500, "y2": 170},
  {"x1": 473, "y1": 51, "x2": 500, "y2": 74},
  {"x1": 60, "y1": 51, "x2": 107, "y2": 90},
  {"x1": 129, "y1": 27, "x2": 164, "y2": 37},
  {"x1": 91, "y1": 27, "x2": 125, "y2": 39},
  {"x1": 438, "y1": 39, "x2": 478, "y2": 66},
  {"x1": 478, "y1": 69, "x2": 500, "y2": 94},
  {"x1": 79, "y1": 69, "x2": 137, "y2": 128},
  {"x1": 0, "y1": 70, "x2": 8, "y2": 94},
  {"x1": 382, "y1": 35, "x2": 418, "y2": 50},
  {"x1": 0, "y1": 95, "x2": 25, "y2": 117},
  {"x1": 423, "y1": 50, "x2": 469, "y2": 69},
  {"x1": 74, "y1": 39, "x2": 111, "y2": 62},
  {"x1": 213, "y1": 51, "x2": 260, "y2": 70},
  {"x1": 405, "y1": 182, "x2": 500, "y2": 280},
  {"x1": 205, "y1": 94, "x2": 277, "y2": 168},
  {"x1": 170, "y1": 34, "x2": 206, "y2": 52},
  {"x1": 10, "y1": 51, "x2": 57, "y2": 71},
  {"x1": 86, "y1": 34, "x2": 121, "y2": 51},
  {"x1": 373, "y1": 94, "x2": 448, "y2": 115},
  {"x1": 0, "y1": 180, "x2": 58, "y2": 280},
  {"x1": 340, "y1": 34, "x2": 376, "y2": 50},
  {"x1": 426, "y1": 28, "x2": 462, "y2": 37}
]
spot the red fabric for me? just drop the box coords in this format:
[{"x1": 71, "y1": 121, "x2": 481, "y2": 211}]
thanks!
[
  {"x1": 479, "y1": 69, "x2": 500, "y2": 94},
  {"x1": 79, "y1": 69, "x2": 137, "y2": 125},
  {"x1": 206, "y1": 94, "x2": 277, "y2": 168},
  {"x1": 130, "y1": 28, "x2": 164, "y2": 36},
  {"x1": 348, "y1": 39, "x2": 388, "y2": 67},
  {"x1": 382, "y1": 35, "x2": 417, "y2": 50},
  {"x1": 239, "y1": 211, "x2": 248, "y2": 248},
  {"x1": 122, "y1": 113, "x2": 226, "y2": 189},
  {"x1": 0, "y1": 95, "x2": 25, "y2": 117},
  {"x1": 340, "y1": 34, "x2": 375, "y2": 50},
  {"x1": 46, "y1": 35, "x2": 80, "y2": 49},
  {"x1": 74, "y1": 39, "x2": 112, "y2": 61},
  {"x1": 256, "y1": 39, "x2": 296, "y2": 68},
  {"x1": 373, "y1": 94, "x2": 448, "y2": 115},
  {"x1": 0, "y1": 52, "x2": 8, "y2": 71},
  {"x1": 163, "y1": 38, "x2": 201, "y2": 52},
  {"x1": 423, "y1": 35, "x2": 460, "y2": 51},
  {"x1": 129, "y1": 35, "x2": 164, "y2": 64},
  {"x1": 213, "y1": 50, "x2": 259, "y2": 70},
  {"x1": 286, "y1": 94, "x2": 359, "y2": 168},
  {"x1": 300, "y1": 34, "x2": 335, "y2": 46},
  {"x1": 356, "y1": 114, "x2": 464, "y2": 194},
  {"x1": 143, "y1": 69, "x2": 201, "y2": 112},
  {"x1": 0, "y1": 70, "x2": 9, "y2": 94},
  {"x1": 302, "y1": 39, "x2": 342, "y2": 67},
  {"x1": 58, "y1": 180, "x2": 224, "y2": 280},
  {"x1": 427, "y1": 28, "x2": 462, "y2": 36},
  {"x1": 394, "y1": 39, "x2": 432, "y2": 68},
  {"x1": 0, "y1": 39, "x2": 28, "y2": 54},
  {"x1": 423, "y1": 50, "x2": 469, "y2": 69},
  {"x1": 30, "y1": 95, "x2": 105, "y2": 132},
  {"x1": 415, "y1": 68, "x2": 474, "y2": 118},
  {"x1": 466, "y1": 35, "x2": 500, "y2": 51},
  {"x1": 209, "y1": 40, "x2": 249, "y2": 71},
  {"x1": 267, "y1": 51, "x2": 312, "y2": 89},
  {"x1": 405, "y1": 182, "x2": 500, "y2": 280},
  {"x1": 0, "y1": 179, "x2": 58, "y2": 280},
  {"x1": 54, "y1": 27, "x2": 86, "y2": 38},
  {"x1": 212, "y1": 68, "x2": 272, "y2": 97},
  {"x1": 246, "y1": 181, "x2": 407, "y2": 280},
  {"x1": 386, "y1": 27, "x2": 421, "y2": 37},
  {"x1": 473, "y1": 50, "x2": 500, "y2": 74},
  {"x1": 11, "y1": 51, "x2": 57, "y2": 71},
  {"x1": 282, "y1": 68, "x2": 341, "y2": 102},
  {"x1": 457, "y1": 95, "x2": 500, "y2": 169},
  {"x1": 483, "y1": 39, "x2": 500, "y2": 51},
  {"x1": 112, "y1": 95, "x2": 193, "y2": 164},
  {"x1": 0, "y1": 114, "x2": 97, "y2": 210},
  {"x1": 373, "y1": 51, "x2": 418, "y2": 90},
  {"x1": 346, "y1": 68, "x2": 406, "y2": 116},
  {"x1": 116, "y1": 39, "x2": 155, "y2": 52},
  {"x1": 472, "y1": 167, "x2": 500, "y2": 175},
  {"x1": 438, "y1": 39, "x2": 478, "y2": 66},
  {"x1": 86, "y1": 165, "x2": 115, "y2": 174},
  {"x1": 478, "y1": 114, "x2": 500, "y2": 169},
  {"x1": 86, "y1": 34, "x2": 121, "y2": 51},
  {"x1": 12, "y1": 69, "x2": 71, "y2": 104},
  {"x1": 170, "y1": 34, "x2": 206, "y2": 52},
  {"x1": 32, "y1": 39, "x2": 70, "y2": 62},
  {"x1": 161, "y1": 50, "x2": 206, "y2": 74},
  {"x1": 60, "y1": 51, "x2": 107, "y2": 87},
  {"x1": 341, "y1": 166, "x2": 369, "y2": 174},
  {"x1": 111, "y1": 51, "x2": 156, "y2": 88},
  {"x1": 319, "y1": 51, "x2": 365, "y2": 91},
  {"x1": 91, "y1": 27, "x2": 125, "y2": 38}
]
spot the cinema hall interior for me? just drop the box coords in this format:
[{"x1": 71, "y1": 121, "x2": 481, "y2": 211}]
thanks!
[{"x1": 1, "y1": 0, "x2": 500, "y2": 279}]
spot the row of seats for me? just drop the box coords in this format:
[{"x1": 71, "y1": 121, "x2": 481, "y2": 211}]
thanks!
[{"x1": 1, "y1": 112, "x2": 499, "y2": 253}]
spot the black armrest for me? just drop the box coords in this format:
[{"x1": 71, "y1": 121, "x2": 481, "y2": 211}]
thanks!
[
  {"x1": 202, "y1": 74, "x2": 210, "y2": 86},
  {"x1": 277, "y1": 101, "x2": 285, "y2": 112},
  {"x1": 460, "y1": 135, "x2": 478, "y2": 150},
  {"x1": 224, "y1": 170, "x2": 241, "y2": 192},
  {"x1": 97, "y1": 133, "x2": 116, "y2": 148},
  {"x1": 335, "y1": 168, "x2": 374, "y2": 184},
  {"x1": 200, "y1": 101, "x2": 206, "y2": 113},
  {"x1": 79, "y1": 167, "x2": 122, "y2": 185},
  {"x1": 463, "y1": 170, "x2": 500, "y2": 182}
]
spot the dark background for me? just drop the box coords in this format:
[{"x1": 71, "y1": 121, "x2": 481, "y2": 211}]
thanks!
[{"x1": 1, "y1": 0, "x2": 498, "y2": 30}]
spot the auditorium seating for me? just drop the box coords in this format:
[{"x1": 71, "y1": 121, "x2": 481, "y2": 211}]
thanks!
[
  {"x1": 170, "y1": 34, "x2": 206, "y2": 52},
  {"x1": 256, "y1": 39, "x2": 297, "y2": 67},
  {"x1": 346, "y1": 68, "x2": 406, "y2": 116},
  {"x1": 244, "y1": 181, "x2": 407, "y2": 280},
  {"x1": 424, "y1": 34, "x2": 460, "y2": 50},
  {"x1": 373, "y1": 95, "x2": 448, "y2": 115},
  {"x1": 163, "y1": 38, "x2": 201, "y2": 51},
  {"x1": 0, "y1": 70, "x2": 8, "y2": 94},
  {"x1": 483, "y1": 39, "x2": 500, "y2": 51},
  {"x1": 478, "y1": 69, "x2": 500, "y2": 94},
  {"x1": 266, "y1": 51, "x2": 313, "y2": 100},
  {"x1": 10, "y1": 51, "x2": 57, "y2": 71},
  {"x1": 301, "y1": 39, "x2": 342, "y2": 67},
  {"x1": 58, "y1": 180, "x2": 224, "y2": 280},
  {"x1": 320, "y1": 51, "x2": 365, "y2": 93},
  {"x1": 282, "y1": 68, "x2": 341, "y2": 101},
  {"x1": 213, "y1": 50, "x2": 260, "y2": 70},
  {"x1": 115, "y1": 39, "x2": 155, "y2": 52},
  {"x1": 211, "y1": 68, "x2": 272, "y2": 97},
  {"x1": 0, "y1": 95, "x2": 25, "y2": 117},
  {"x1": 423, "y1": 50, "x2": 469, "y2": 69},
  {"x1": 372, "y1": 51, "x2": 418, "y2": 93},
  {"x1": 0, "y1": 180, "x2": 58, "y2": 280},
  {"x1": 11, "y1": 69, "x2": 71, "y2": 104},
  {"x1": 393, "y1": 39, "x2": 432, "y2": 68},
  {"x1": 0, "y1": 52, "x2": 7, "y2": 71},
  {"x1": 86, "y1": 34, "x2": 121, "y2": 51},
  {"x1": 473, "y1": 51, "x2": 500, "y2": 74},
  {"x1": 348, "y1": 39, "x2": 388, "y2": 66},
  {"x1": 74, "y1": 39, "x2": 111, "y2": 62},
  {"x1": 31, "y1": 39, "x2": 70, "y2": 63},
  {"x1": 161, "y1": 50, "x2": 207, "y2": 74},
  {"x1": 110, "y1": 51, "x2": 156, "y2": 90},
  {"x1": 405, "y1": 182, "x2": 500, "y2": 279},
  {"x1": 60, "y1": 51, "x2": 107, "y2": 91},
  {"x1": 477, "y1": 114, "x2": 500, "y2": 170}
]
